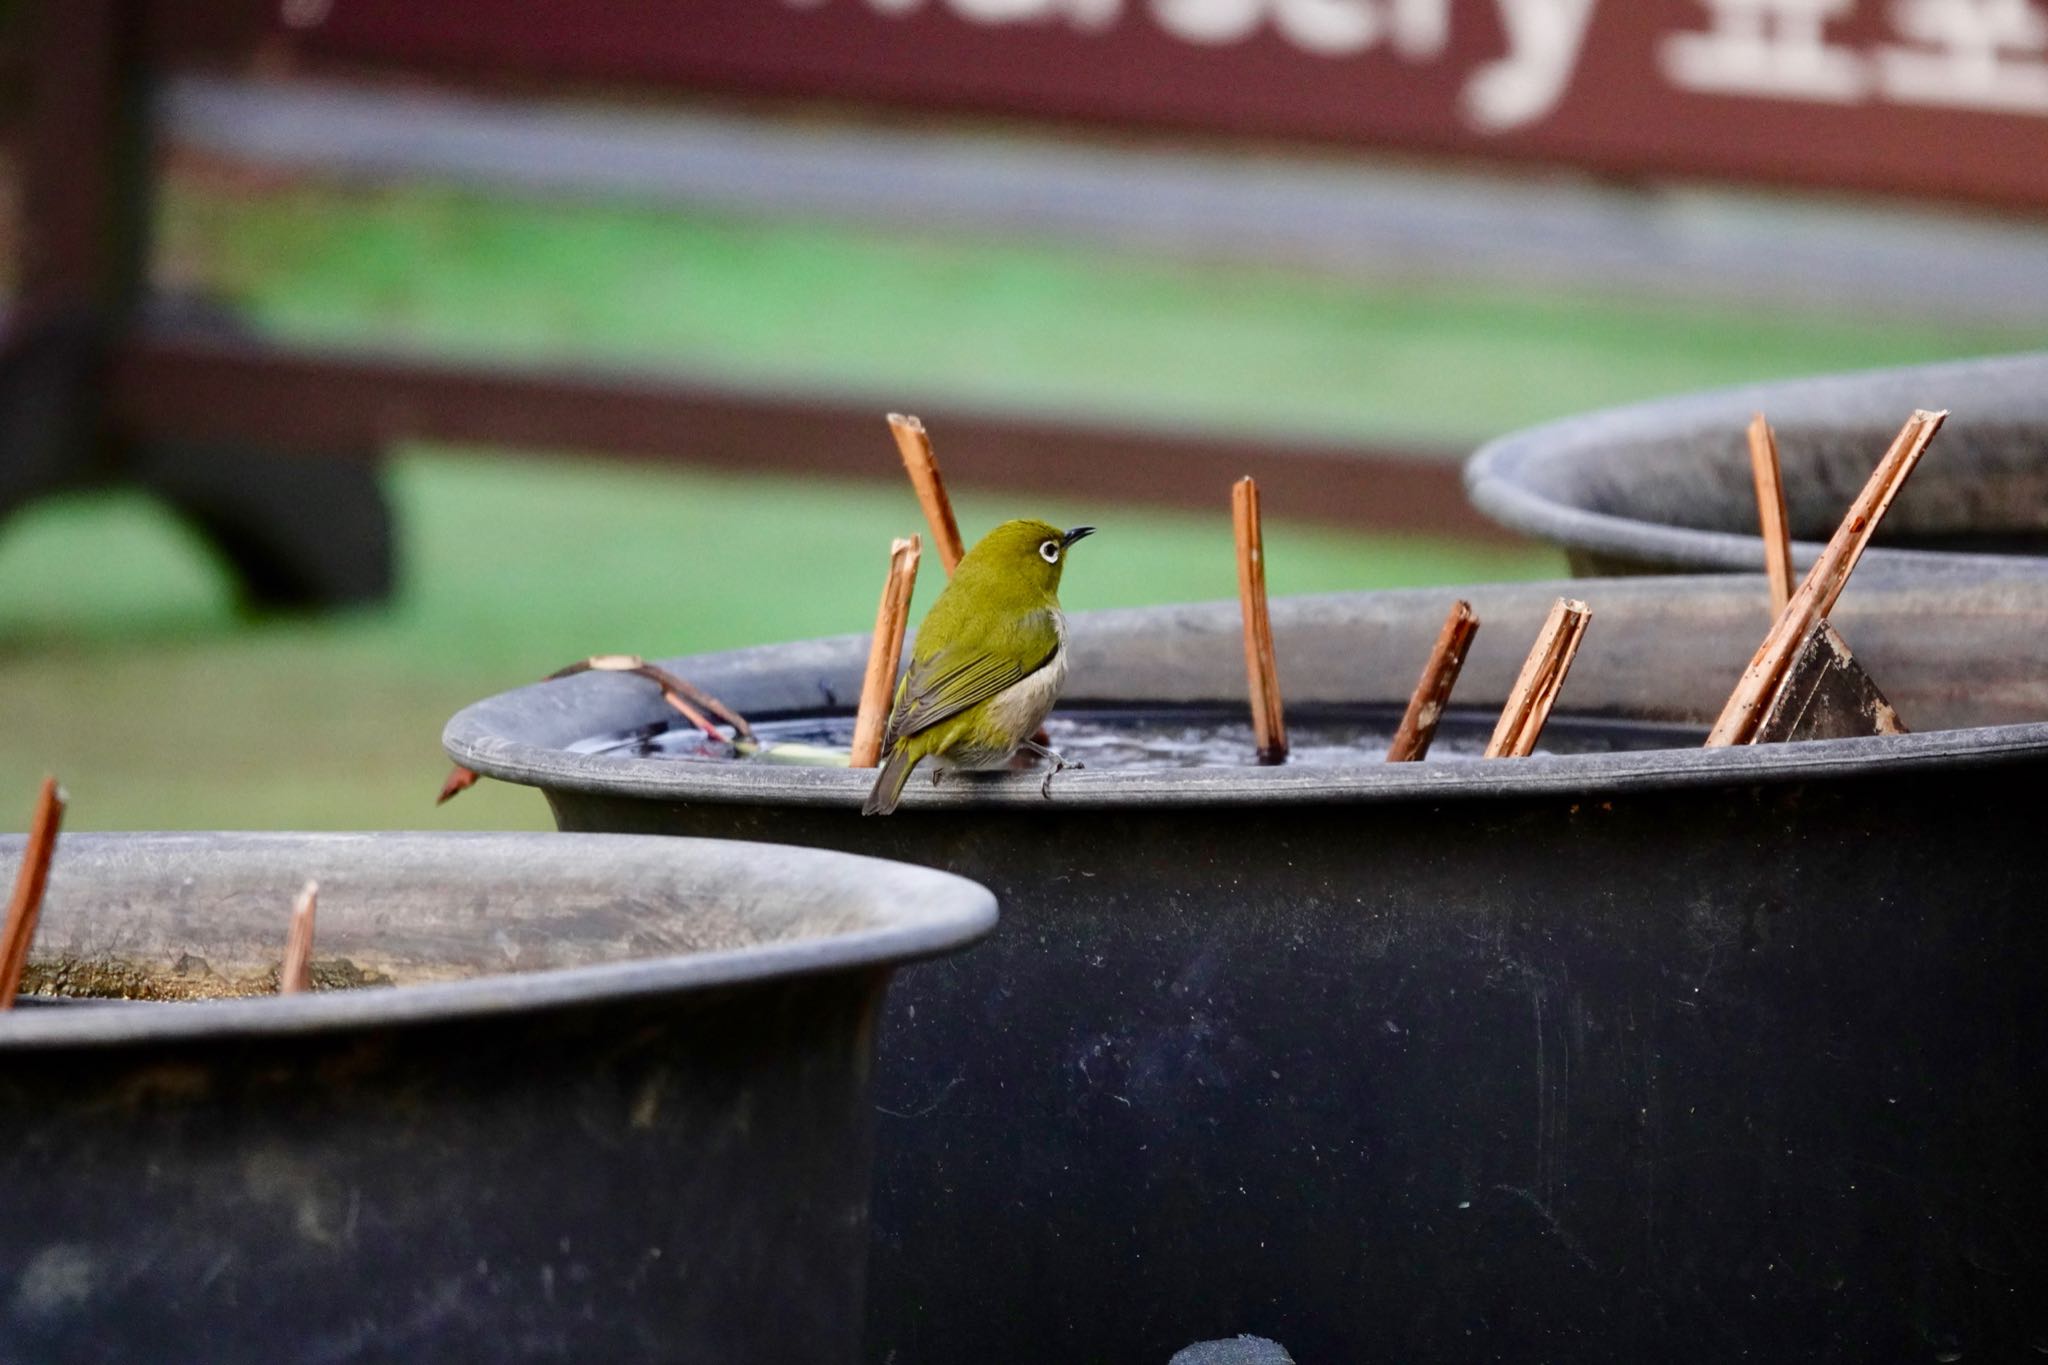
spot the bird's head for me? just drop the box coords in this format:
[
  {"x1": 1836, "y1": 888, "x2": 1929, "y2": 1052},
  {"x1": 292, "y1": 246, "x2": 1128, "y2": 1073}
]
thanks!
[{"x1": 959, "y1": 518, "x2": 1095, "y2": 598}]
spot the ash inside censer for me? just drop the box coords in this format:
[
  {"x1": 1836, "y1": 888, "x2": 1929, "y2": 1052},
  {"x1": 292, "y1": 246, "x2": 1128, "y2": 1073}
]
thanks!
[{"x1": 20, "y1": 955, "x2": 395, "y2": 1004}]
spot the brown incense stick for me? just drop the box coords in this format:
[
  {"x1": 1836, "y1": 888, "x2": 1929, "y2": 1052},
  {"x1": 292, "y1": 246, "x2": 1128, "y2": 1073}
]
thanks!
[
  {"x1": 280, "y1": 880, "x2": 318, "y2": 995},
  {"x1": 1508, "y1": 601, "x2": 1592, "y2": 757},
  {"x1": 889, "y1": 414, "x2": 965, "y2": 576},
  {"x1": 1387, "y1": 600, "x2": 1480, "y2": 762},
  {"x1": 1233, "y1": 477, "x2": 1288, "y2": 764},
  {"x1": 436, "y1": 765, "x2": 479, "y2": 805},
  {"x1": 0, "y1": 777, "x2": 67, "y2": 1009},
  {"x1": 1706, "y1": 409, "x2": 1946, "y2": 748},
  {"x1": 1484, "y1": 599, "x2": 1592, "y2": 759},
  {"x1": 1747, "y1": 413, "x2": 1796, "y2": 614},
  {"x1": 850, "y1": 536, "x2": 923, "y2": 769}
]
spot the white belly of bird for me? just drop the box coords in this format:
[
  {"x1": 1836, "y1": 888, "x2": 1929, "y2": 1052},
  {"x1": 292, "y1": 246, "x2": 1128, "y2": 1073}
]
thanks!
[{"x1": 945, "y1": 623, "x2": 1068, "y2": 770}]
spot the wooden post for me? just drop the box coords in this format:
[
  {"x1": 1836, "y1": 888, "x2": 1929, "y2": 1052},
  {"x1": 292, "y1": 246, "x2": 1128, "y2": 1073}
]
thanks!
[
  {"x1": 1706, "y1": 409, "x2": 1945, "y2": 747},
  {"x1": 280, "y1": 880, "x2": 318, "y2": 994},
  {"x1": 1484, "y1": 599, "x2": 1592, "y2": 759},
  {"x1": 850, "y1": 536, "x2": 923, "y2": 768},
  {"x1": 0, "y1": 778, "x2": 68, "y2": 1009},
  {"x1": 1233, "y1": 477, "x2": 1288, "y2": 764},
  {"x1": 20, "y1": 0, "x2": 147, "y2": 326},
  {"x1": 1387, "y1": 600, "x2": 1479, "y2": 762},
  {"x1": 888, "y1": 415, "x2": 965, "y2": 575},
  {"x1": 1747, "y1": 413, "x2": 1795, "y2": 615}
]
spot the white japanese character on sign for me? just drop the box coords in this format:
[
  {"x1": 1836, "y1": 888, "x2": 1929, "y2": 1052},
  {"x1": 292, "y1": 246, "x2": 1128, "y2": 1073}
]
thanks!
[
  {"x1": 1660, "y1": 0, "x2": 1871, "y2": 102},
  {"x1": 1879, "y1": 0, "x2": 2048, "y2": 111}
]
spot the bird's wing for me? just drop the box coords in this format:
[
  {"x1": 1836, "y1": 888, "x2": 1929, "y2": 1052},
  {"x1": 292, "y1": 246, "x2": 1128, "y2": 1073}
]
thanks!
[{"x1": 886, "y1": 637, "x2": 1060, "y2": 745}]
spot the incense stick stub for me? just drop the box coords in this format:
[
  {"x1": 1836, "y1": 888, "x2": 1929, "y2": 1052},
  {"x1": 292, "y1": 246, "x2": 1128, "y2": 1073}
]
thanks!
[
  {"x1": 1707, "y1": 409, "x2": 1946, "y2": 748},
  {"x1": 1233, "y1": 477, "x2": 1288, "y2": 765},
  {"x1": 851, "y1": 536, "x2": 923, "y2": 769},
  {"x1": 1388, "y1": 600, "x2": 1480, "y2": 763},
  {"x1": 888, "y1": 414, "x2": 966, "y2": 576},
  {"x1": 0, "y1": 777, "x2": 67, "y2": 1009},
  {"x1": 280, "y1": 880, "x2": 319, "y2": 995},
  {"x1": 437, "y1": 765, "x2": 480, "y2": 805},
  {"x1": 1484, "y1": 599, "x2": 1592, "y2": 759},
  {"x1": 1747, "y1": 413, "x2": 1796, "y2": 615}
]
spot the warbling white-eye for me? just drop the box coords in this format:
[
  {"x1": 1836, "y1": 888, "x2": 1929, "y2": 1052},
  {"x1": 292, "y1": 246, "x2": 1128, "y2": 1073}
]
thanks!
[{"x1": 862, "y1": 519, "x2": 1095, "y2": 816}]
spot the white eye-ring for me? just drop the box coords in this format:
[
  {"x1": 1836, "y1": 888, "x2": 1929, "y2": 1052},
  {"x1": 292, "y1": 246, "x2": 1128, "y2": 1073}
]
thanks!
[{"x1": 1039, "y1": 540, "x2": 1061, "y2": 564}]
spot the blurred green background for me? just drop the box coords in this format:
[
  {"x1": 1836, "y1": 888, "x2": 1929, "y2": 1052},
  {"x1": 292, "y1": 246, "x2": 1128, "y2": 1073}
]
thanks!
[{"x1": 6, "y1": 167, "x2": 2043, "y2": 831}]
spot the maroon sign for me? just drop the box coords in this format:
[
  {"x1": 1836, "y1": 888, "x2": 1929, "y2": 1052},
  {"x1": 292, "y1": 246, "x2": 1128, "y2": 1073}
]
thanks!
[{"x1": 297, "y1": 0, "x2": 2048, "y2": 209}]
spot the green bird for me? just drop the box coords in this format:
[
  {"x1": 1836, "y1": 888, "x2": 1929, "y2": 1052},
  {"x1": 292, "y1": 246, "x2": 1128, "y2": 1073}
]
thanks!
[{"x1": 862, "y1": 519, "x2": 1095, "y2": 816}]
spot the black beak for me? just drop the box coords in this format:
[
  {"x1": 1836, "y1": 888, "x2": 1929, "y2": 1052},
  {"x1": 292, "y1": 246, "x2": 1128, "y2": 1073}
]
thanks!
[{"x1": 1061, "y1": 526, "x2": 1096, "y2": 547}]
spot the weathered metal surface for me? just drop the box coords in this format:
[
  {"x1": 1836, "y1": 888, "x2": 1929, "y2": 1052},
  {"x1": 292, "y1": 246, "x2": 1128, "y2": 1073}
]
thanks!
[
  {"x1": 1754, "y1": 618, "x2": 1907, "y2": 742},
  {"x1": 1467, "y1": 350, "x2": 2048, "y2": 577},
  {"x1": 0, "y1": 833, "x2": 995, "y2": 1365},
  {"x1": 447, "y1": 569, "x2": 2048, "y2": 1363},
  {"x1": 285, "y1": 0, "x2": 2048, "y2": 211}
]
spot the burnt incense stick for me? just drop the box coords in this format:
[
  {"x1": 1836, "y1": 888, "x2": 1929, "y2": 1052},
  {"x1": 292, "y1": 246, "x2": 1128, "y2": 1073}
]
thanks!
[
  {"x1": 1387, "y1": 600, "x2": 1480, "y2": 762},
  {"x1": 578, "y1": 656, "x2": 722, "y2": 740},
  {"x1": 1484, "y1": 599, "x2": 1591, "y2": 759},
  {"x1": 0, "y1": 777, "x2": 67, "y2": 1009},
  {"x1": 280, "y1": 880, "x2": 318, "y2": 995},
  {"x1": 1707, "y1": 409, "x2": 1945, "y2": 748},
  {"x1": 633, "y1": 664, "x2": 754, "y2": 742},
  {"x1": 889, "y1": 414, "x2": 965, "y2": 576},
  {"x1": 851, "y1": 536, "x2": 923, "y2": 769},
  {"x1": 1233, "y1": 477, "x2": 1288, "y2": 765},
  {"x1": 559, "y1": 655, "x2": 755, "y2": 742},
  {"x1": 439, "y1": 653, "x2": 760, "y2": 803},
  {"x1": 1747, "y1": 413, "x2": 1795, "y2": 615}
]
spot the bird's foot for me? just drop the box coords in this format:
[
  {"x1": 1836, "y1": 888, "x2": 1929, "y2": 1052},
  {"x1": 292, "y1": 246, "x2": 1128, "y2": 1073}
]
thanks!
[
  {"x1": 930, "y1": 766, "x2": 945, "y2": 788},
  {"x1": 1018, "y1": 739, "x2": 1083, "y2": 799}
]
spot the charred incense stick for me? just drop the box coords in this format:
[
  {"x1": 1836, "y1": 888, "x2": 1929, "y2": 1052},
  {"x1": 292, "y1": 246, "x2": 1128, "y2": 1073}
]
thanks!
[
  {"x1": 1484, "y1": 599, "x2": 1592, "y2": 759},
  {"x1": 557, "y1": 655, "x2": 756, "y2": 742},
  {"x1": 543, "y1": 655, "x2": 720, "y2": 738},
  {"x1": 1747, "y1": 413, "x2": 1796, "y2": 615},
  {"x1": 1706, "y1": 409, "x2": 1946, "y2": 748},
  {"x1": 851, "y1": 536, "x2": 923, "y2": 769},
  {"x1": 0, "y1": 777, "x2": 67, "y2": 1009},
  {"x1": 1387, "y1": 600, "x2": 1480, "y2": 762},
  {"x1": 1233, "y1": 477, "x2": 1288, "y2": 765},
  {"x1": 641, "y1": 663, "x2": 755, "y2": 741},
  {"x1": 576, "y1": 656, "x2": 723, "y2": 740},
  {"x1": 889, "y1": 415, "x2": 965, "y2": 576},
  {"x1": 439, "y1": 655, "x2": 760, "y2": 803},
  {"x1": 280, "y1": 880, "x2": 318, "y2": 995}
]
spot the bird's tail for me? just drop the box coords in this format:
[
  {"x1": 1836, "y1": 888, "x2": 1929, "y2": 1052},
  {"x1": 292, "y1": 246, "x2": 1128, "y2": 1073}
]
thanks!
[{"x1": 861, "y1": 747, "x2": 918, "y2": 816}]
